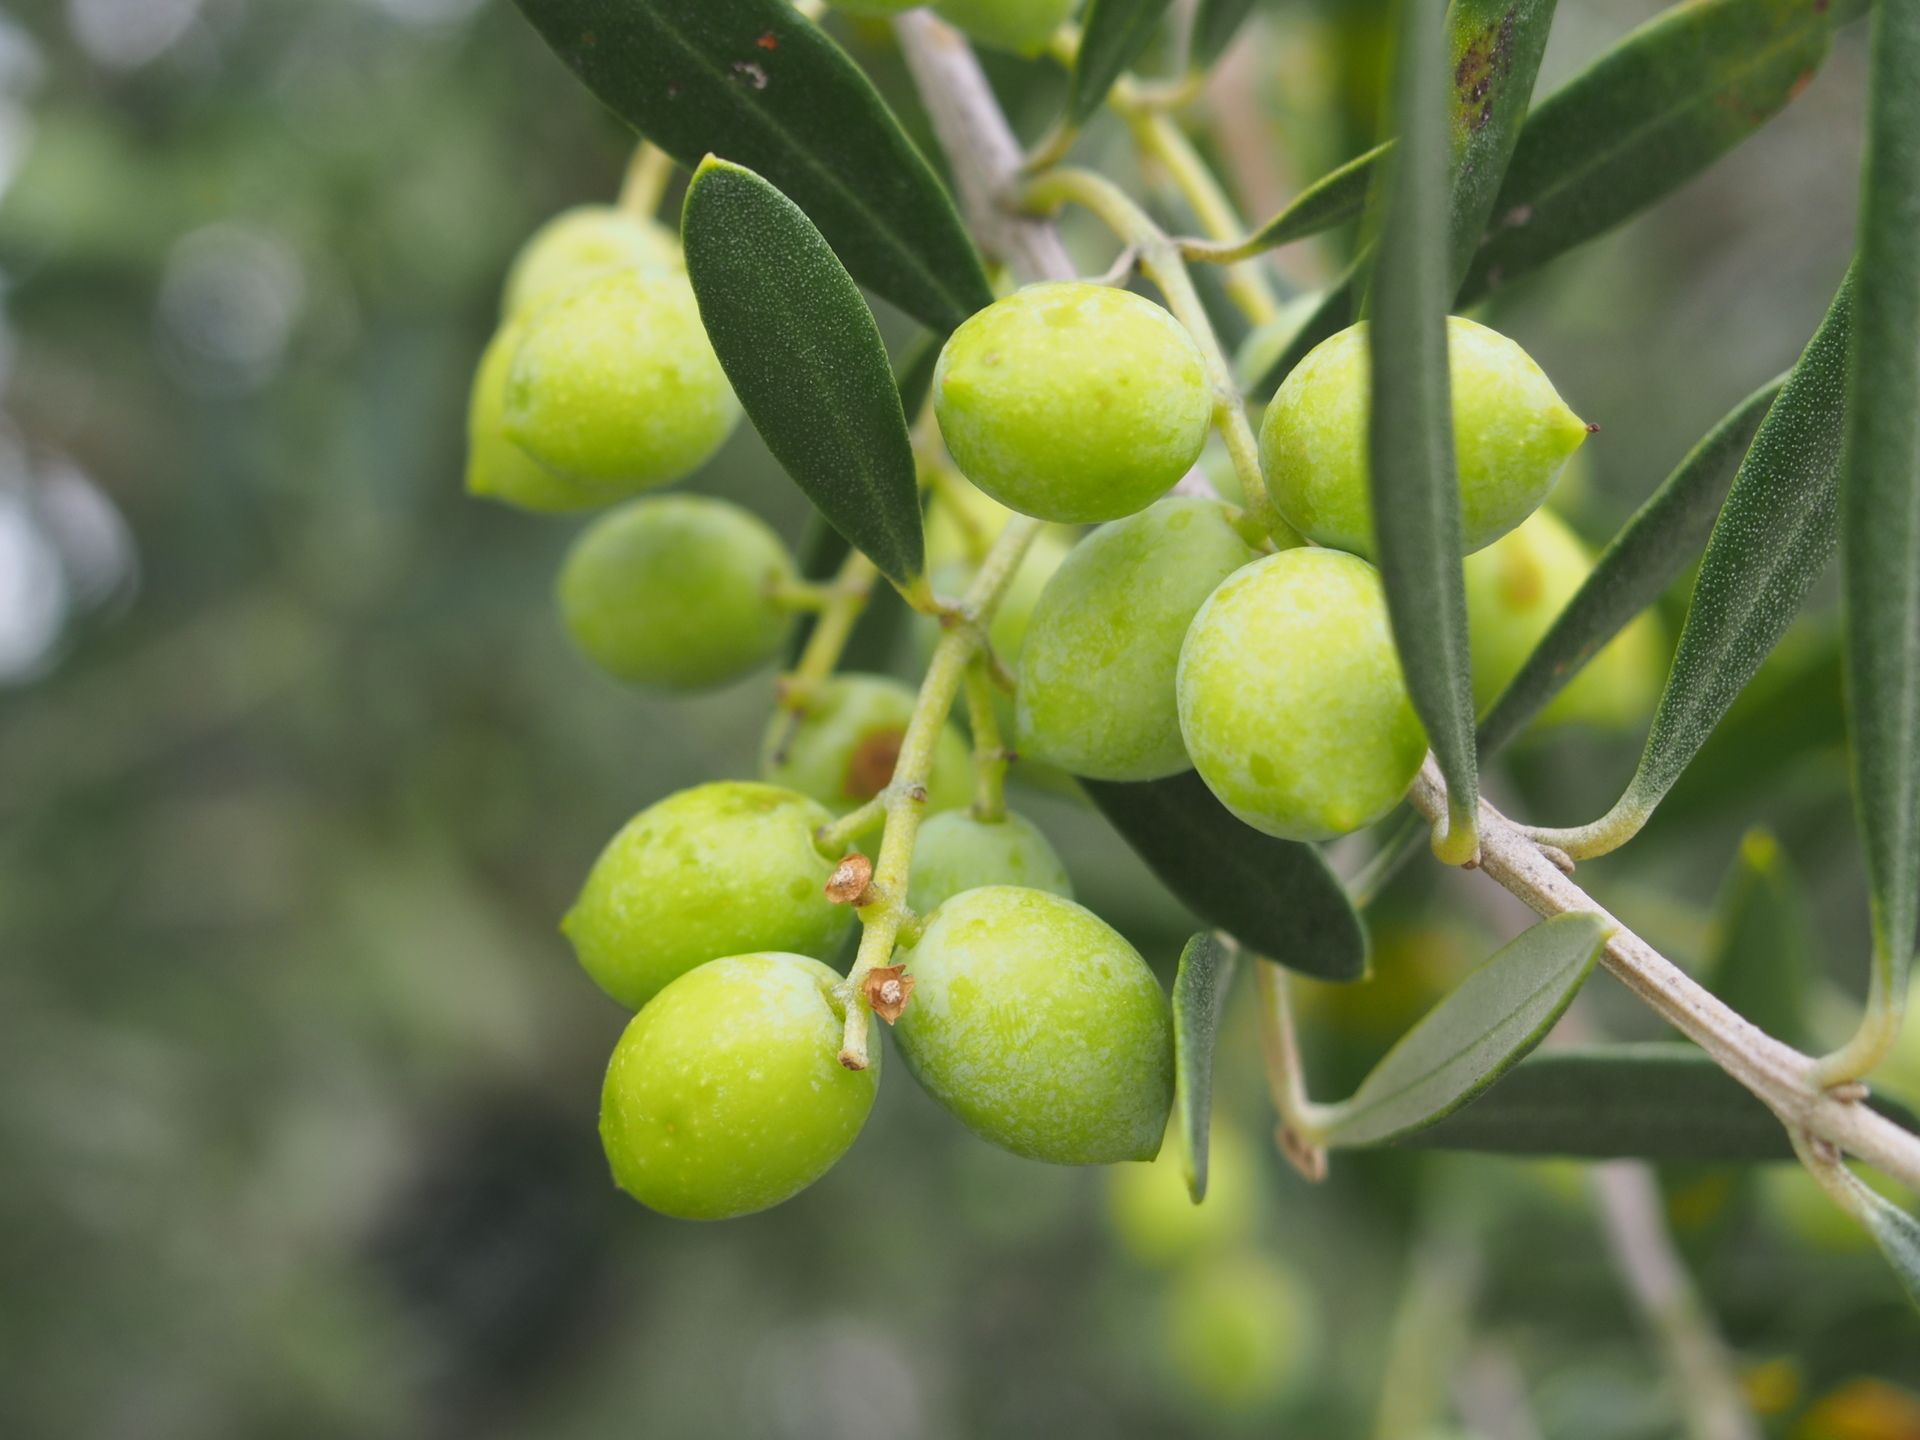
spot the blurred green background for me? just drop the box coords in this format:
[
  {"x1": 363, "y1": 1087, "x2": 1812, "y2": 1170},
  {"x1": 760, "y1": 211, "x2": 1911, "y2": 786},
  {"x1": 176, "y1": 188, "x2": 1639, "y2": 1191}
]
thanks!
[{"x1": 1, "y1": 0, "x2": 1916, "y2": 1435}]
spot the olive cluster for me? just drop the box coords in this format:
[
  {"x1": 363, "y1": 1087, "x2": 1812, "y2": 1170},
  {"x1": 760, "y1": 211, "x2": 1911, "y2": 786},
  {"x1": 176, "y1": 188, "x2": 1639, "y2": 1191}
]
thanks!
[{"x1": 471, "y1": 203, "x2": 1658, "y2": 1220}]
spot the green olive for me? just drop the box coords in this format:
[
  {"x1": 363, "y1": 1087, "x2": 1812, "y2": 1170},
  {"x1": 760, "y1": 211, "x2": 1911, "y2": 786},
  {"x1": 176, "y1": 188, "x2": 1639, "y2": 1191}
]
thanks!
[
  {"x1": 1018, "y1": 497, "x2": 1261, "y2": 781},
  {"x1": 895, "y1": 886, "x2": 1174, "y2": 1164},
  {"x1": 761, "y1": 673, "x2": 973, "y2": 816},
  {"x1": 1178, "y1": 547, "x2": 1427, "y2": 841},
  {"x1": 934, "y1": 282, "x2": 1212, "y2": 524},
  {"x1": 1462, "y1": 506, "x2": 1664, "y2": 730},
  {"x1": 905, "y1": 808, "x2": 1073, "y2": 914},
  {"x1": 1260, "y1": 316, "x2": 1590, "y2": 558},
  {"x1": 931, "y1": 0, "x2": 1076, "y2": 55},
  {"x1": 502, "y1": 205, "x2": 681, "y2": 321},
  {"x1": 557, "y1": 495, "x2": 795, "y2": 690},
  {"x1": 1162, "y1": 1251, "x2": 1318, "y2": 1412},
  {"x1": 600, "y1": 952, "x2": 879, "y2": 1220},
  {"x1": 563, "y1": 782, "x2": 852, "y2": 1010},
  {"x1": 505, "y1": 269, "x2": 740, "y2": 493},
  {"x1": 466, "y1": 322, "x2": 612, "y2": 513},
  {"x1": 1105, "y1": 1118, "x2": 1259, "y2": 1267}
]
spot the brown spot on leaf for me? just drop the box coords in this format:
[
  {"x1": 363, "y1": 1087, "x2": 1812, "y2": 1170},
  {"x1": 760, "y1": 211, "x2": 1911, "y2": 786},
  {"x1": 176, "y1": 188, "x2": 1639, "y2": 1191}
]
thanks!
[
  {"x1": 864, "y1": 965, "x2": 915, "y2": 1024},
  {"x1": 1788, "y1": 67, "x2": 1815, "y2": 100},
  {"x1": 845, "y1": 727, "x2": 904, "y2": 801},
  {"x1": 825, "y1": 854, "x2": 876, "y2": 905}
]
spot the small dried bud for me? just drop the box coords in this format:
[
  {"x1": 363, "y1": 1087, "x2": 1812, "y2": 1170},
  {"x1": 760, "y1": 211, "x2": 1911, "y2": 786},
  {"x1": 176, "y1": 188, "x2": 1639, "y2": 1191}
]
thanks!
[
  {"x1": 863, "y1": 964, "x2": 915, "y2": 1024},
  {"x1": 825, "y1": 854, "x2": 875, "y2": 905}
]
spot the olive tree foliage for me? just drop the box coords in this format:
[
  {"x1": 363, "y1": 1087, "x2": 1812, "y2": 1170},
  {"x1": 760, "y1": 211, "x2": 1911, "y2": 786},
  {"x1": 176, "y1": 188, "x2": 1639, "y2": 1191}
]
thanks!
[{"x1": 489, "y1": 0, "x2": 1920, "y2": 1300}]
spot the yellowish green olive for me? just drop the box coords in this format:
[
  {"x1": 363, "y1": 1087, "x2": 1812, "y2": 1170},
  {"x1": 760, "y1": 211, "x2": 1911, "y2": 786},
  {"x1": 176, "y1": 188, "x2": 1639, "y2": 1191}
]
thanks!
[
  {"x1": 761, "y1": 673, "x2": 972, "y2": 816},
  {"x1": 1106, "y1": 1119, "x2": 1260, "y2": 1267},
  {"x1": 563, "y1": 782, "x2": 851, "y2": 1010},
  {"x1": 466, "y1": 322, "x2": 611, "y2": 513},
  {"x1": 905, "y1": 808, "x2": 1073, "y2": 914},
  {"x1": 1260, "y1": 316, "x2": 1590, "y2": 557},
  {"x1": 557, "y1": 494, "x2": 795, "y2": 690},
  {"x1": 502, "y1": 205, "x2": 681, "y2": 321},
  {"x1": 931, "y1": 0, "x2": 1076, "y2": 55},
  {"x1": 600, "y1": 952, "x2": 879, "y2": 1220},
  {"x1": 1178, "y1": 547, "x2": 1426, "y2": 841},
  {"x1": 1162, "y1": 1251, "x2": 1319, "y2": 1412}
]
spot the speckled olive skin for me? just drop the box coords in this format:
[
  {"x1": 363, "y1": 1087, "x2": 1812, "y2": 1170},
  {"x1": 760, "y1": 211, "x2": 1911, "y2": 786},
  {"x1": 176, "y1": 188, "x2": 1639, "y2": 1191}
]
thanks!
[
  {"x1": 502, "y1": 205, "x2": 680, "y2": 321},
  {"x1": 558, "y1": 495, "x2": 795, "y2": 691},
  {"x1": 1177, "y1": 548, "x2": 1427, "y2": 841},
  {"x1": 1260, "y1": 316, "x2": 1590, "y2": 557},
  {"x1": 761, "y1": 673, "x2": 972, "y2": 816},
  {"x1": 895, "y1": 886, "x2": 1174, "y2": 1164},
  {"x1": 505, "y1": 269, "x2": 739, "y2": 492},
  {"x1": 563, "y1": 782, "x2": 851, "y2": 1010},
  {"x1": 1463, "y1": 507, "x2": 1664, "y2": 730},
  {"x1": 466, "y1": 322, "x2": 611, "y2": 513},
  {"x1": 934, "y1": 283, "x2": 1211, "y2": 524},
  {"x1": 905, "y1": 809, "x2": 1074, "y2": 915},
  {"x1": 1017, "y1": 498, "x2": 1261, "y2": 781},
  {"x1": 600, "y1": 953, "x2": 879, "y2": 1220},
  {"x1": 932, "y1": 0, "x2": 1076, "y2": 55}
]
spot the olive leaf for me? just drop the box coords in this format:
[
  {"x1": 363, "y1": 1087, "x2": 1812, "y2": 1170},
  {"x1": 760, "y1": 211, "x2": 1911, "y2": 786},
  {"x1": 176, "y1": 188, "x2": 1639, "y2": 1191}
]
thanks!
[
  {"x1": 1369, "y1": 0, "x2": 1478, "y2": 856},
  {"x1": 1459, "y1": 0, "x2": 1843, "y2": 304},
  {"x1": 1080, "y1": 769, "x2": 1366, "y2": 983},
  {"x1": 1247, "y1": 265, "x2": 1359, "y2": 400},
  {"x1": 1852, "y1": 1181, "x2": 1920, "y2": 1311},
  {"x1": 1191, "y1": 0, "x2": 1260, "y2": 68},
  {"x1": 1225, "y1": 146, "x2": 1386, "y2": 260},
  {"x1": 1838, "y1": 0, "x2": 1920, "y2": 1043},
  {"x1": 512, "y1": 0, "x2": 991, "y2": 332},
  {"x1": 893, "y1": 330, "x2": 945, "y2": 425},
  {"x1": 682, "y1": 159, "x2": 924, "y2": 587},
  {"x1": 1440, "y1": 0, "x2": 1557, "y2": 290},
  {"x1": 1702, "y1": 829, "x2": 1816, "y2": 1051},
  {"x1": 1477, "y1": 376, "x2": 1781, "y2": 755},
  {"x1": 1171, "y1": 932, "x2": 1237, "y2": 1202},
  {"x1": 1323, "y1": 913, "x2": 1609, "y2": 1148},
  {"x1": 1067, "y1": 0, "x2": 1174, "y2": 125}
]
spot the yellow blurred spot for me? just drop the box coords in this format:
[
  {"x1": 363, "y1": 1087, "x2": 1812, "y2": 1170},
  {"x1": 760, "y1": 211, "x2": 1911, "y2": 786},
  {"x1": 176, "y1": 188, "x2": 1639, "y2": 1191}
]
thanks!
[
  {"x1": 1740, "y1": 1356, "x2": 1801, "y2": 1417},
  {"x1": 1795, "y1": 1378, "x2": 1920, "y2": 1440}
]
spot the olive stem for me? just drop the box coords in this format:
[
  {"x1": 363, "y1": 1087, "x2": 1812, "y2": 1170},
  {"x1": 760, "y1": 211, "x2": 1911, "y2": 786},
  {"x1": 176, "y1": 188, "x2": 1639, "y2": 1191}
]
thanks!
[
  {"x1": 815, "y1": 799, "x2": 887, "y2": 857},
  {"x1": 1516, "y1": 797, "x2": 1649, "y2": 861},
  {"x1": 1815, "y1": 990, "x2": 1907, "y2": 1089},
  {"x1": 1018, "y1": 167, "x2": 1299, "y2": 547},
  {"x1": 1254, "y1": 957, "x2": 1334, "y2": 1178},
  {"x1": 1405, "y1": 756, "x2": 1920, "y2": 1191},
  {"x1": 836, "y1": 515, "x2": 1046, "y2": 1069},
  {"x1": 768, "y1": 548, "x2": 878, "y2": 766},
  {"x1": 962, "y1": 656, "x2": 1011, "y2": 823},
  {"x1": 768, "y1": 579, "x2": 836, "y2": 613},
  {"x1": 617, "y1": 142, "x2": 675, "y2": 223}
]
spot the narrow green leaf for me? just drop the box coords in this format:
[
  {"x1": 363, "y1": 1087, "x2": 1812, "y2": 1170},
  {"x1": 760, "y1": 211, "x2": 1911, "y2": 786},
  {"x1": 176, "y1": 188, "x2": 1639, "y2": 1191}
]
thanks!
[
  {"x1": 1460, "y1": 0, "x2": 1839, "y2": 304},
  {"x1": 1604, "y1": 272, "x2": 1852, "y2": 837},
  {"x1": 512, "y1": 0, "x2": 992, "y2": 331},
  {"x1": 1370, "y1": 0, "x2": 1479, "y2": 856},
  {"x1": 1702, "y1": 828, "x2": 1816, "y2": 1051},
  {"x1": 683, "y1": 159, "x2": 924, "y2": 586},
  {"x1": 1230, "y1": 146, "x2": 1387, "y2": 259},
  {"x1": 1067, "y1": 0, "x2": 1175, "y2": 125},
  {"x1": 1172, "y1": 932, "x2": 1238, "y2": 1202},
  {"x1": 1840, "y1": 0, "x2": 1920, "y2": 1038},
  {"x1": 1442, "y1": 0, "x2": 1557, "y2": 289},
  {"x1": 1324, "y1": 913, "x2": 1609, "y2": 1147},
  {"x1": 1854, "y1": 1183, "x2": 1920, "y2": 1311},
  {"x1": 1477, "y1": 377, "x2": 1782, "y2": 755},
  {"x1": 1080, "y1": 769, "x2": 1367, "y2": 982},
  {"x1": 1192, "y1": 0, "x2": 1260, "y2": 68}
]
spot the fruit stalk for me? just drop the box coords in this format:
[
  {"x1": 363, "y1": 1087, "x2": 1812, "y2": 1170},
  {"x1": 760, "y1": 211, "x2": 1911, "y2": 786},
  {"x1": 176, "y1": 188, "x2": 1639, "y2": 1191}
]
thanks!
[
  {"x1": 836, "y1": 514, "x2": 1045, "y2": 1070},
  {"x1": 1406, "y1": 758, "x2": 1920, "y2": 1191},
  {"x1": 617, "y1": 141, "x2": 674, "y2": 224},
  {"x1": 961, "y1": 655, "x2": 1010, "y2": 823},
  {"x1": 1254, "y1": 957, "x2": 1332, "y2": 1178},
  {"x1": 769, "y1": 547, "x2": 879, "y2": 764}
]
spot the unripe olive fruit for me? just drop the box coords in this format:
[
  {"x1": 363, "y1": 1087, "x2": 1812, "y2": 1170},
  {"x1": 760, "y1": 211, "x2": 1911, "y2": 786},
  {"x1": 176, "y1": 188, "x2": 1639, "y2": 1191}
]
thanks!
[
  {"x1": 1178, "y1": 547, "x2": 1426, "y2": 841},
  {"x1": 1018, "y1": 497, "x2": 1261, "y2": 781},
  {"x1": 563, "y1": 782, "x2": 852, "y2": 1010},
  {"x1": 600, "y1": 952, "x2": 880, "y2": 1220},
  {"x1": 1106, "y1": 1119, "x2": 1259, "y2": 1267},
  {"x1": 557, "y1": 495, "x2": 795, "y2": 690},
  {"x1": 502, "y1": 205, "x2": 680, "y2": 321},
  {"x1": 1462, "y1": 507, "x2": 1663, "y2": 730},
  {"x1": 466, "y1": 323, "x2": 610, "y2": 513},
  {"x1": 932, "y1": 0, "x2": 1076, "y2": 55},
  {"x1": 761, "y1": 673, "x2": 972, "y2": 816},
  {"x1": 895, "y1": 886, "x2": 1174, "y2": 1164},
  {"x1": 1162, "y1": 1252, "x2": 1318, "y2": 1412},
  {"x1": 1260, "y1": 316, "x2": 1590, "y2": 558},
  {"x1": 505, "y1": 269, "x2": 740, "y2": 493},
  {"x1": 905, "y1": 808, "x2": 1073, "y2": 914},
  {"x1": 933, "y1": 282, "x2": 1212, "y2": 524}
]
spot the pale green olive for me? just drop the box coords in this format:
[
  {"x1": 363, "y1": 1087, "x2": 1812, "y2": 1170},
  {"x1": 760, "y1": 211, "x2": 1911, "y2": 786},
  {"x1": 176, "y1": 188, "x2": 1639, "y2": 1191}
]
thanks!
[
  {"x1": 600, "y1": 952, "x2": 879, "y2": 1220},
  {"x1": 894, "y1": 886, "x2": 1174, "y2": 1164},
  {"x1": 1260, "y1": 316, "x2": 1591, "y2": 557},
  {"x1": 934, "y1": 282, "x2": 1212, "y2": 524},
  {"x1": 1463, "y1": 506, "x2": 1664, "y2": 730},
  {"x1": 466, "y1": 322, "x2": 612, "y2": 513},
  {"x1": 557, "y1": 495, "x2": 795, "y2": 690},
  {"x1": 1162, "y1": 1251, "x2": 1319, "y2": 1412},
  {"x1": 1105, "y1": 1118, "x2": 1260, "y2": 1267},
  {"x1": 905, "y1": 808, "x2": 1073, "y2": 914},
  {"x1": 505, "y1": 269, "x2": 740, "y2": 493},
  {"x1": 1178, "y1": 547, "x2": 1427, "y2": 841},
  {"x1": 503, "y1": 205, "x2": 681, "y2": 321},
  {"x1": 1017, "y1": 497, "x2": 1261, "y2": 781},
  {"x1": 563, "y1": 782, "x2": 851, "y2": 1009},
  {"x1": 761, "y1": 673, "x2": 973, "y2": 816},
  {"x1": 932, "y1": 0, "x2": 1076, "y2": 55}
]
